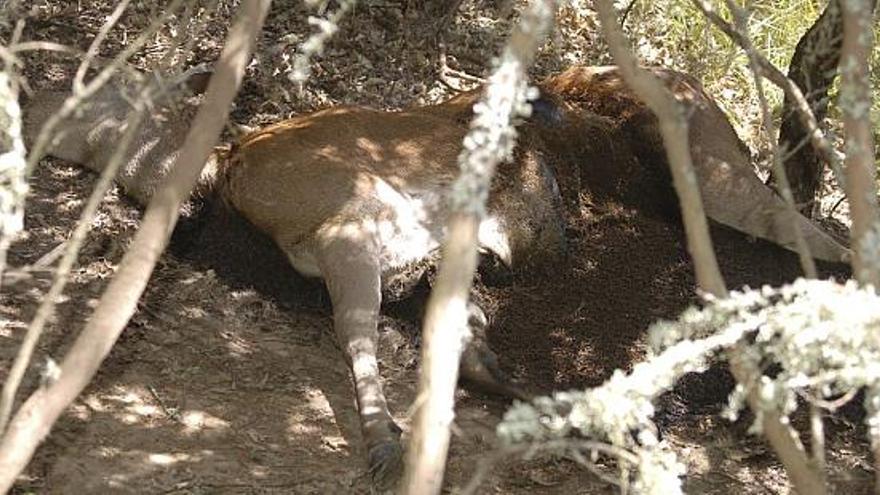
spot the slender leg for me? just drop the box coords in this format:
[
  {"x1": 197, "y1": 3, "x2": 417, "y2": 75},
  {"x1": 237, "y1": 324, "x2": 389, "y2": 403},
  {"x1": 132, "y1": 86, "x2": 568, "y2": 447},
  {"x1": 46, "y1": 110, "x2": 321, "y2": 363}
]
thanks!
[{"x1": 317, "y1": 238, "x2": 402, "y2": 490}]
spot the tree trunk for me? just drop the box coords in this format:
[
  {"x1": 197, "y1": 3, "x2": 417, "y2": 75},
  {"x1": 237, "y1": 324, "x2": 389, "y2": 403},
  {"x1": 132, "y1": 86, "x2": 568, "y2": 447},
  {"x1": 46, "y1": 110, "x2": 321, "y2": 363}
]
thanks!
[{"x1": 777, "y1": 0, "x2": 876, "y2": 217}]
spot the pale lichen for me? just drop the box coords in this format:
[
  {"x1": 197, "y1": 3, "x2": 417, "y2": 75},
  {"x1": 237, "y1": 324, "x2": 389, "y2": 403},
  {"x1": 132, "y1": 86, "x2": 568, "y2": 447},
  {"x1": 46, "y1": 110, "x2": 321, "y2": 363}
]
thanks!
[
  {"x1": 289, "y1": 0, "x2": 357, "y2": 86},
  {"x1": 449, "y1": 0, "x2": 556, "y2": 215},
  {"x1": 498, "y1": 279, "x2": 880, "y2": 493}
]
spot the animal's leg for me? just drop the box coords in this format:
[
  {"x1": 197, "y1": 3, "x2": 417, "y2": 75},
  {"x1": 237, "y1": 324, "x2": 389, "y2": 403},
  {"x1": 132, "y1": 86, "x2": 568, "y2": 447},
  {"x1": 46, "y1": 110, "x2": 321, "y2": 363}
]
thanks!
[
  {"x1": 459, "y1": 302, "x2": 531, "y2": 401},
  {"x1": 317, "y1": 239, "x2": 402, "y2": 489}
]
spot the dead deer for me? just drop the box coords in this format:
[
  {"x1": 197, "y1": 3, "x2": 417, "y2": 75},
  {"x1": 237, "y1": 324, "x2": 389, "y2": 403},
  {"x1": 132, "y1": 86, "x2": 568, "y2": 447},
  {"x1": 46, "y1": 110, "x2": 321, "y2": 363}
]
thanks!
[{"x1": 23, "y1": 65, "x2": 849, "y2": 490}]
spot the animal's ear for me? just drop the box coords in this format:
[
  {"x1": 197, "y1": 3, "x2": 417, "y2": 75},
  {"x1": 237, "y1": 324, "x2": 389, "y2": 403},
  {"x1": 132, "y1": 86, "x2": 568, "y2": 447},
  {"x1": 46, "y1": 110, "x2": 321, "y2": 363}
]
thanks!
[{"x1": 528, "y1": 93, "x2": 563, "y2": 127}]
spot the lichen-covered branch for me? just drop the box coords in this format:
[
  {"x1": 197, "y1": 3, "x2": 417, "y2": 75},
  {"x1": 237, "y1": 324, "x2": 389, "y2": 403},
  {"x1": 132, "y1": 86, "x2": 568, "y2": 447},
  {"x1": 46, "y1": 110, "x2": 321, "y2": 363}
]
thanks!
[
  {"x1": 0, "y1": 1, "x2": 271, "y2": 490},
  {"x1": 500, "y1": 279, "x2": 880, "y2": 493},
  {"x1": 400, "y1": 1, "x2": 558, "y2": 493},
  {"x1": 839, "y1": 0, "x2": 880, "y2": 483},
  {"x1": 839, "y1": 0, "x2": 880, "y2": 289},
  {"x1": 0, "y1": 71, "x2": 27, "y2": 292}
]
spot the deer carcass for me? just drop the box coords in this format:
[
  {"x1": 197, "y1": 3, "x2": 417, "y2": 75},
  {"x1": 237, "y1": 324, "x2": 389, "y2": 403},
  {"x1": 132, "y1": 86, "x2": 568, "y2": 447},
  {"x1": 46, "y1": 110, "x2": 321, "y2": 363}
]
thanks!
[{"x1": 23, "y1": 65, "x2": 848, "y2": 489}]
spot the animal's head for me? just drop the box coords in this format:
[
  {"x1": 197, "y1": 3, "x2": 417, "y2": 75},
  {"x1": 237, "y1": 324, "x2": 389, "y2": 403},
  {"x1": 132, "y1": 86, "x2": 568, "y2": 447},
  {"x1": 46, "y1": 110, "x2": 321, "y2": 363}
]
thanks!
[
  {"x1": 23, "y1": 70, "x2": 212, "y2": 167},
  {"x1": 23, "y1": 72, "x2": 214, "y2": 206},
  {"x1": 23, "y1": 84, "x2": 131, "y2": 166},
  {"x1": 484, "y1": 143, "x2": 567, "y2": 269}
]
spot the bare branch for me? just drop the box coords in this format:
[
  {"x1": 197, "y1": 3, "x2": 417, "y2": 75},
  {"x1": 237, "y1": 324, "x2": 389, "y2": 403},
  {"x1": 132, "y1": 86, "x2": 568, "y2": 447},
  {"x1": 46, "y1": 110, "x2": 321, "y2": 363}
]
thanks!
[
  {"x1": 400, "y1": 1, "x2": 558, "y2": 493},
  {"x1": 0, "y1": 42, "x2": 82, "y2": 76},
  {"x1": 8, "y1": 41, "x2": 79, "y2": 55},
  {"x1": 0, "y1": 0, "x2": 271, "y2": 490},
  {"x1": 595, "y1": 0, "x2": 724, "y2": 296}
]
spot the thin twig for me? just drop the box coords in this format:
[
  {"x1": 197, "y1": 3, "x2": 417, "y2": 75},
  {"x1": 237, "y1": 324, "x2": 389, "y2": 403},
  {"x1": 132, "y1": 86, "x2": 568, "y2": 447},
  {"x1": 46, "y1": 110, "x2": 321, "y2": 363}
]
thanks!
[
  {"x1": 147, "y1": 385, "x2": 182, "y2": 422},
  {"x1": 9, "y1": 18, "x2": 25, "y2": 54},
  {"x1": 567, "y1": 447, "x2": 627, "y2": 487},
  {"x1": 689, "y1": 0, "x2": 846, "y2": 191},
  {"x1": 24, "y1": 0, "x2": 190, "y2": 177},
  {"x1": 73, "y1": 0, "x2": 131, "y2": 94},
  {"x1": 620, "y1": 0, "x2": 638, "y2": 26},
  {"x1": 0, "y1": 45, "x2": 20, "y2": 71},
  {"x1": 460, "y1": 439, "x2": 638, "y2": 495},
  {"x1": 723, "y1": 0, "x2": 817, "y2": 278},
  {"x1": 9, "y1": 41, "x2": 80, "y2": 55},
  {"x1": 829, "y1": 195, "x2": 848, "y2": 216},
  {"x1": 32, "y1": 241, "x2": 67, "y2": 269},
  {"x1": 438, "y1": 43, "x2": 485, "y2": 90}
]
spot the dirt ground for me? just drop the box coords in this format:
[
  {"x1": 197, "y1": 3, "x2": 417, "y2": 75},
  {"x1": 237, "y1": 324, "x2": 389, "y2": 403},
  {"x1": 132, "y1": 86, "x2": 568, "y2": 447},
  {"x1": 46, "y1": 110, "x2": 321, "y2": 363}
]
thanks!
[{"x1": 1, "y1": 1, "x2": 875, "y2": 494}]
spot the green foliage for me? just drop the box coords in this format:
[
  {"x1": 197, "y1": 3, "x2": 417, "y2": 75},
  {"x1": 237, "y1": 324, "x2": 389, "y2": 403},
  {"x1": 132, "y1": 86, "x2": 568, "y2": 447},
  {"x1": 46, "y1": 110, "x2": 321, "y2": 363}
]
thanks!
[{"x1": 619, "y1": 0, "x2": 879, "y2": 155}]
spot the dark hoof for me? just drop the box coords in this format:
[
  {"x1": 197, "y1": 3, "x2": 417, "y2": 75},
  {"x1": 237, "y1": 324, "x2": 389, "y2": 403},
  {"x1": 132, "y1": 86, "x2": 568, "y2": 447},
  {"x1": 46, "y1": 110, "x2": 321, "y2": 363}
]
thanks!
[
  {"x1": 460, "y1": 341, "x2": 532, "y2": 401},
  {"x1": 368, "y1": 440, "x2": 404, "y2": 492}
]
